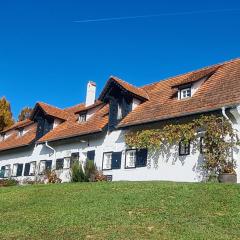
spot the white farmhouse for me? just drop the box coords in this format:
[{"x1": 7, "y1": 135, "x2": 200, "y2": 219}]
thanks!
[{"x1": 1, "y1": 58, "x2": 240, "y2": 182}]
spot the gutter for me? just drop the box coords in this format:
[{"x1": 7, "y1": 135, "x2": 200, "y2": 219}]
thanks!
[
  {"x1": 45, "y1": 141, "x2": 56, "y2": 167},
  {"x1": 118, "y1": 104, "x2": 239, "y2": 129},
  {"x1": 221, "y1": 106, "x2": 234, "y2": 161},
  {"x1": 221, "y1": 107, "x2": 230, "y2": 122}
]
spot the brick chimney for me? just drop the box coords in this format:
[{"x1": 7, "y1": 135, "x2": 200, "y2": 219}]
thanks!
[{"x1": 85, "y1": 81, "x2": 96, "y2": 107}]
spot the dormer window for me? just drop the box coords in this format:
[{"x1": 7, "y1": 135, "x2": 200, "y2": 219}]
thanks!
[
  {"x1": 78, "y1": 113, "x2": 86, "y2": 123},
  {"x1": 0, "y1": 133, "x2": 5, "y2": 141},
  {"x1": 117, "y1": 103, "x2": 123, "y2": 120},
  {"x1": 179, "y1": 87, "x2": 191, "y2": 99},
  {"x1": 18, "y1": 128, "x2": 24, "y2": 137}
]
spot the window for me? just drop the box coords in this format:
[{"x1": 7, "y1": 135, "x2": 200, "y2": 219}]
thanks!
[
  {"x1": 12, "y1": 164, "x2": 23, "y2": 177},
  {"x1": 64, "y1": 157, "x2": 71, "y2": 169},
  {"x1": 117, "y1": 103, "x2": 123, "y2": 120},
  {"x1": 18, "y1": 128, "x2": 24, "y2": 137},
  {"x1": 0, "y1": 166, "x2": 5, "y2": 178},
  {"x1": 17, "y1": 164, "x2": 23, "y2": 177},
  {"x1": 87, "y1": 150, "x2": 95, "y2": 161},
  {"x1": 24, "y1": 163, "x2": 30, "y2": 176},
  {"x1": 39, "y1": 160, "x2": 52, "y2": 174},
  {"x1": 125, "y1": 149, "x2": 148, "y2": 168},
  {"x1": 56, "y1": 159, "x2": 64, "y2": 170},
  {"x1": 179, "y1": 140, "x2": 190, "y2": 156},
  {"x1": 78, "y1": 114, "x2": 86, "y2": 123},
  {"x1": 125, "y1": 150, "x2": 136, "y2": 168},
  {"x1": 0, "y1": 133, "x2": 5, "y2": 141},
  {"x1": 70, "y1": 152, "x2": 79, "y2": 167},
  {"x1": 102, "y1": 152, "x2": 122, "y2": 170},
  {"x1": 4, "y1": 165, "x2": 10, "y2": 178},
  {"x1": 180, "y1": 88, "x2": 191, "y2": 99},
  {"x1": 103, "y1": 152, "x2": 112, "y2": 170},
  {"x1": 29, "y1": 162, "x2": 36, "y2": 175}
]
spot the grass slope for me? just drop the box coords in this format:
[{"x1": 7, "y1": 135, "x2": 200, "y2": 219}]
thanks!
[{"x1": 0, "y1": 182, "x2": 240, "y2": 240}]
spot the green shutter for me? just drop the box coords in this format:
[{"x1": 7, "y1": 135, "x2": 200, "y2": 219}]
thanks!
[
  {"x1": 16, "y1": 164, "x2": 23, "y2": 176},
  {"x1": 45, "y1": 160, "x2": 52, "y2": 170},
  {"x1": 24, "y1": 163, "x2": 30, "y2": 176},
  {"x1": 0, "y1": 166, "x2": 5, "y2": 178},
  {"x1": 136, "y1": 149, "x2": 148, "y2": 167},
  {"x1": 56, "y1": 159, "x2": 64, "y2": 170},
  {"x1": 87, "y1": 151, "x2": 95, "y2": 161},
  {"x1": 111, "y1": 152, "x2": 122, "y2": 169}
]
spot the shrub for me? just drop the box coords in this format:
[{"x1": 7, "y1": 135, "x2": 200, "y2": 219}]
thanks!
[
  {"x1": 44, "y1": 170, "x2": 62, "y2": 184},
  {"x1": 0, "y1": 178, "x2": 18, "y2": 187},
  {"x1": 95, "y1": 170, "x2": 107, "y2": 182},
  {"x1": 71, "y1": 162, "x2": 87, "y2": 182},
  {"x1": 85, "y1": 160, "x2": 97, "y2": 182}
]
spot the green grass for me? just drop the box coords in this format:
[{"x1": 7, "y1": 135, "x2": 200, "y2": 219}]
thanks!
[{"x1": 0, "y1": 182, "x2": 240, "y2": 240}]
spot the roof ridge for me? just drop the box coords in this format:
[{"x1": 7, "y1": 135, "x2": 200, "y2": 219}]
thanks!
[
  {"x1": 140, "y1": 57, "x2": 240, "y2": 89},
  {"x1": 37, "y1": 101, "x2": 65, "y2": 111}
]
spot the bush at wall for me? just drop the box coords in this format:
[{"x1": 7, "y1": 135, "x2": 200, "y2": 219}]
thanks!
[
  {"x1": 71, "y1": 162, "x2": 87, "y2": 182},
  {"x1": 0, "y1": 179, "x2": 18, "y2": 187},
  {"x1": 85, "y1": 160, "x2": 97, "y2": 182}
]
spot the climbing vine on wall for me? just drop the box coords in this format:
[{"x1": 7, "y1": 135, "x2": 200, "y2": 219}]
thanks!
[{"x1": 125, "y1": 115, "x2": 239, "y2": 175}]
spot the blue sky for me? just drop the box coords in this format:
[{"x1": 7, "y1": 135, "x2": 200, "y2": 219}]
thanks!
[{"x1": 0, "y1": 0, "x2": 240, "y2": 119}]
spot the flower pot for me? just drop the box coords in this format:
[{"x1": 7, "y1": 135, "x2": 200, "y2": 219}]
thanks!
[{"x1": 218, "y1": 173, "x2": 237, "y2": 183}]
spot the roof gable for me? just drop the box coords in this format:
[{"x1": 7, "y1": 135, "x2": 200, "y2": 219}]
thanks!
[{"x1": 99, "y1": 76, "x2": 149, "y2": 102}]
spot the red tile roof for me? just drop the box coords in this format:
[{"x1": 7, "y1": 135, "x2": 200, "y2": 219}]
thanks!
[
  {"x1": 0, "y1": 123, "x2": 37, "y2": 151},
  {"x1": 118, "y1": 58, "x2": 240, "y2": 128},
  {"x1": 33, "y1": 102, "x2": 72, "y2": 120},
  {"x1": 99, "y1": 76, "x2": 149, "y2": 101},
  {"x1": 2, "y1": 119, "x2": 33, "y2": 133},
  {"x1": 0, "y1": 58, "x2": 240, "y2": 148},
  {"x1": 38, "y1": 104, "x2": 109, "y2": 142},
  {"x1": 65, "y1": 100, "x2": 103, "y2": 114}
]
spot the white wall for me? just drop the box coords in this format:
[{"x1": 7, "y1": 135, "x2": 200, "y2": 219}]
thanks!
[{"x1": 1, "y1": 108, "x2": 240, "y2": 183}]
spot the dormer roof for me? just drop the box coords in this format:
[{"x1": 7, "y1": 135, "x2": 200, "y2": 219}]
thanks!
[{"x1": 99, "y1": 76, "x2": 149, "y2": 102}]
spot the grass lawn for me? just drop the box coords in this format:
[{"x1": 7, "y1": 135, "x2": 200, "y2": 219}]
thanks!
[{"x1": 0, "y1": 182, "x2": 240, "y2": 240}]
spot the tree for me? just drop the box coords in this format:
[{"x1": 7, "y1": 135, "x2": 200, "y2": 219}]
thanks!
[
  {"x1": 0, "y1": 97, "x2": 14, "y2": 131},
  {"x1": 18, "y1": 107, "x2": 33, "y2": 121}
]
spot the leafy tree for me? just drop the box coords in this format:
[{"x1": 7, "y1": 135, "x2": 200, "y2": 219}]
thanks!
[
  {"x1": 0, "y1": 97, "x2": 14, "y2": 131},
  {"x1": 18, "y1": 107, "x2": 33, "y2": 121}
]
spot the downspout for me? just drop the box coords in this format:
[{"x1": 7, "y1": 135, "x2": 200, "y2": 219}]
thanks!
[
  {"x1": 45, "y1": 141, "x2": 56, "y2": 169},
  {"x1": 221, "y1": 107, "x2": 234, "y2": 161},
  {"x1": 221, "y1": 107, "x2": 230, "y2": 121}
]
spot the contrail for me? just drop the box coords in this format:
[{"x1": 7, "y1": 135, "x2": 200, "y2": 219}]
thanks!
[{"x1": 73, "y1": 8, "x2": 240, "y2": 23}]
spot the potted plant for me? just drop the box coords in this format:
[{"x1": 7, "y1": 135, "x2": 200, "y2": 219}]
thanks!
[{"x1": 218, "y1": 162, "x2": 237, "y2": 183}]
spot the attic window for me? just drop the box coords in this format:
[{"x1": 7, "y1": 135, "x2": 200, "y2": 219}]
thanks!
[
  {"x1": 117, "y1": 103, "x2": 123, "y2": 120},
  {"x1": 18, "y1": 128, "x2": 24, "y2": 137},
  {"x1": 78, "y1": 114, "x2": 86, "y2": 123},
  {"x1": 0, "y1": 133, "x2": 5, "y2": 141},
  {"x1": 179, "y1": 87, "x2": 191, "y2": 99}
]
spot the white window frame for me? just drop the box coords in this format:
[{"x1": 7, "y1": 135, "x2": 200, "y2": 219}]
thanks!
[
  {"x1": 39, "y1": 161, "x2": 46, "y2": 174},
  {"x1": 4, "y1": 165, "x2": 11, "y2": 178},
  {"x1": 18, "y1": 129, "x2": 24, "y2": 137},
  {"x1": 102, "y1": 152, "x2": 112, "y2": 170},
  {"x1": 78, "y1": 114, "x2": 86, "y2": 123},
  {"x1": 180, "y1": 87, "x2": 191, "y2": 99},
  {"x1": 0, "y1": 133, "x2": 5, "y2": 141},
  {"x1": 12, "y1": 164, "x2": 18, "y2": 177},
  {"x1": 117, "y1": 103, "x2": 123, "y2": 120},
  {"x1": 29, "y1": 162, "x2": 36, "y2": 175},
  {"x1": 64, "y1": 157, "x2": 71, "y2": 169},
  {"x1": 125, "y1": 149, "x2": 137, "y2": 168}
]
